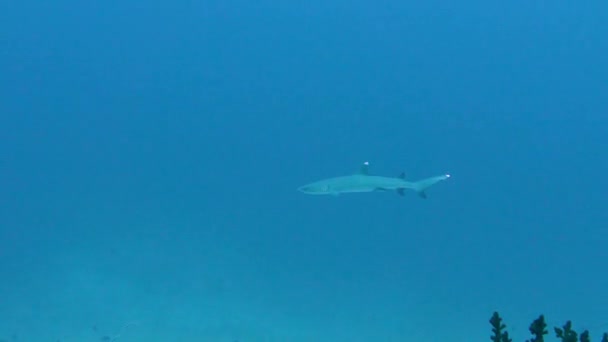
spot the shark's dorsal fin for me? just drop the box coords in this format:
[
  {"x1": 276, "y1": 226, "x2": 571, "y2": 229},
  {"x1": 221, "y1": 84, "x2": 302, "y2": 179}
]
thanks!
[
  {"x1": 399, "y1": 172, "x2": 406, "y2": 179},
  {"x1": 359, "y1": 161, "x2": 370, "y2": 175}
]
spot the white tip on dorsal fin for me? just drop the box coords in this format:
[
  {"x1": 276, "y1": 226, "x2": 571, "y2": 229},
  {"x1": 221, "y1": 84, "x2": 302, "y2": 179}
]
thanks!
[{"x1": 359, "y1": 161, "x2": 370, "y2": 175}]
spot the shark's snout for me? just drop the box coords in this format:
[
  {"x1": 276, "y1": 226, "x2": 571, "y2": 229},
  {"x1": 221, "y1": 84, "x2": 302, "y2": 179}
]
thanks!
[
  {"x1": 298, "y1": 185, "x2": 314, "y2": 193},
  {"x1": 298, "y1": 183, "x2": 329, "y2": 194}
]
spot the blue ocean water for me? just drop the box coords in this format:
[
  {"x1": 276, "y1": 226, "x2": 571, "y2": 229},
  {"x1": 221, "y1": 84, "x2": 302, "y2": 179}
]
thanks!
[{"x1": 1, "y1": 0, "x2": 607, "y2": 341}]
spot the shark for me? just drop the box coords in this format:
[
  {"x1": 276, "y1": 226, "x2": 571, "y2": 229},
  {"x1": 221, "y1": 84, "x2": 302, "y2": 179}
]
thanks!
[{"x1": 298, "y1": 161, "x2": 451, "y2": 198}]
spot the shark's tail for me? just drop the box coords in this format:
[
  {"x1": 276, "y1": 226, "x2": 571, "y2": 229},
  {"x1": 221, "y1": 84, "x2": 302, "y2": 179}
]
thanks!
[{"x1": 410, "y1": 174, "x2": 451, "y2": 198}]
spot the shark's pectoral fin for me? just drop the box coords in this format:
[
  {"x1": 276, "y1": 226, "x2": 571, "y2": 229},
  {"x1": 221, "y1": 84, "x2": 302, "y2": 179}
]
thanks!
[
  {"x1": 397, "y1": 188, "x2": 405, "y2": 196},
  {"x1": 418, "y1": 191, "x2": 427, "y2": 199}
]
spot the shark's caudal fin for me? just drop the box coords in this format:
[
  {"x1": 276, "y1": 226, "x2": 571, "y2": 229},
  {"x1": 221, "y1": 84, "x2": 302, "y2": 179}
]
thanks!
[{"x1": 410, "y1": 174, "x2": 451, "y2": 198}]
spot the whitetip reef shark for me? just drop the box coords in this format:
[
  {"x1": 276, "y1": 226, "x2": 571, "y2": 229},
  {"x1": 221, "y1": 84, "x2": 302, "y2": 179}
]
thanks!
[{"x1": 298, "y1": 162, "x2": 451, "y2": 198}]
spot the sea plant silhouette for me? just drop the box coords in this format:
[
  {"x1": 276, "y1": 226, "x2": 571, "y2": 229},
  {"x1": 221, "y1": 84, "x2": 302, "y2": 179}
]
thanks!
[
  {"x1": 527, "y1": 314, "x2": 548, "y2": 342},
  {"x1": 490, "y1": 312, "x2": 608, "y2": 342}
]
